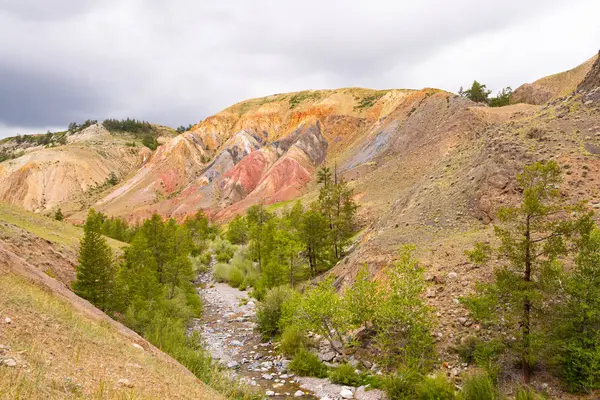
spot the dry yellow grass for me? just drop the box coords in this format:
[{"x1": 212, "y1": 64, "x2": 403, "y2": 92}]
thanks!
[{"x1": 0, "y1": 272, "x2": 221, "y2": 400}]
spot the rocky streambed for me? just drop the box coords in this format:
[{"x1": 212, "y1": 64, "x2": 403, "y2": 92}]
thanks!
[{"x1": 192, "y1": 271, "x2": 385, "y2": 400}]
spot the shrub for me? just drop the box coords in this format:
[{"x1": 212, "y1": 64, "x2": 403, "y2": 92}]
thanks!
[
  {"x1": 212, "y1": 238, "x2": 235, "y2": 263},
  {"x1": 213, "y1": 263, "x2": 232, "y2": 283},
  {"x1": 456, "y1": 335, "x2": 479, "y2": 364},
  {"x1": 229, "y1": 267, "x2": 246, "y2": 289},
  {"x1": 416, "y1": 374, "x2": 456, "y2": 400},
  {"x1": 381, "y1": 368, "x2": 420, "y2": 400},
  {"x1": 459, "y1": 372, "x2": 498, "y2": 400},
  {"x1": 289, "y1": 349, "x2": 328, "y2": 378},
  {"x1": 256, "y1": 286, "x2": 295, "y2": 338},
  {"x1": 279, "y1": 324, "x2": 310, "y2": 358},
  {"x1": 329, "y1": 363, "x2": 364, "y2": 387},
  {"x1": 515, "y1": 387, "x2": 543, "y2": 400}
]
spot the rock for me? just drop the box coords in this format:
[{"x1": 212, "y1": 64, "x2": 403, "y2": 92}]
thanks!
[
  {"x1": 425, "y1": 289, "x2": 436, "y2": 298},
  {"x1": 262, "y1": 373, "x2": 273, "y2": 380},
  {"x1": 2, "y1": 358, "x2": 17, "y2": 367},
  {"x1": 457, "y1": 317, "x2": 468, "y2": 326},
  {"x1": 261, "y1": 361, "x2": 273, "y2": 369},
  {"x1": 226, "y1": 361, "x2": 240, "y2": 369},
  {"x1": 451, "y1": 368, "x2": 460, "y2": 377},
  {"x1": 117, "y1": 378, "x2": 134, "y2": 388},
  {"x1": 229, "y1": 340, "x2": 243, "y2": 347},
  {"x1": 540, "y1": 382, "x2": 549, "y2": 392},
  {"x1": 132, "y1": 343, "x2": 144, "y2": 351},
  {"x1": 318, "y1": 351, "x2": 336, "y2": 362},
  {"x1": 448, "y1": 272, "x2": 458, "y2": 280},
  {"x1": 4, "y1": 318, "x2": 12, "y2": 324},
  {"x1": 294, "y1": 390, "x2": 305, "y2": 397},
  {"x1": 340, "y1": 388, "x2": 354, "y2": 399},
  {"x1": 247, "y1": 301, "x2": 255, "y2": 307},
  {"x1": 266, "y1": 390, "x2": 275, "y2": 396}
]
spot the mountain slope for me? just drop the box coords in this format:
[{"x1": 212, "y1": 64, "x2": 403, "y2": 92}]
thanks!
[
  {"x1": 0, "y1": 124, "x2": 155, "y2": 215},
  {"x1": 0, "y1": 211, "x2": 220, "y2": 399},
  {"x1": 511, "y1": 53, "x2": 598, "y2": 105}
]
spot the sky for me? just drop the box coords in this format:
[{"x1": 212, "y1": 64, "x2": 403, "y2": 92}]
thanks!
[{"x1": 0, "y1": 0, "x2": 599, "y2": 138}]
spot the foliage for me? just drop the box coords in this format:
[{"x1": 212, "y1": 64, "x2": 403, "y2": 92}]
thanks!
[
  {"x1": 462, "y1": 161, "x2": 590, "y2": 383},
  {"x1": 72, "y1": 209, "x2": 117, "y2": 312},
  {"x1": 459, "y1": 81, "x2": 492, "y2": 104},
  {"x1": 82, "y1": 209, "x2": 140, "y2": 243},
  {"x1": 212, "y1": 237, "x2": 236, "y2": 263},
  {"x1": 293, "y1": 276, "x2": 350, "y2": 354},
  {"x1": 176, "y1": 124, "x2": 194, "y2": 133},
  {"x1": 459, "y1": 372, "x2": 498, "y2": 400},
  {"x1": 381, "y1": 368, "x2": 421, "y2": 400},
  {"x1": 107, "y1": 172, "x2": 119, "y2": 186},
  {"x1": 344, "y1": 264, "x2": 382, "y2": 326},
  {"x1": 317, "y1": 167, "x2": 358, "y2": 262},
  {"x1": 416, "y1": 374, "x2": 456, "y2": 400},
  {"x1": 54, "y1": 208, "x2": 65, "y2": 221},
  {"x1": 551, "y1": 227, "x2": 600, "y2": 392},
  {"x1": 142, "y1": 134, "x2": 159, "y2": 150},
  {"x1": 464, "y1": 242, "x2": 491, "y2": 266},
  {"x1": 488, "y1": 87, "x2": 513, "y2": 107},
  {"x1": 68, "y1": 120, "x2": 97, "y2": 133},
  {"x1": 256, "y1": 285, "x2": 296, "y2": 338},
  {"x1": 288, "y1": 91, "x2": 321, "y2": 109},
  {"x1": 102, "y1": 118, "x2": 155, "y2": 135},
  {"x1": 226, "y1": 215, "x2": 249, "y2": 244},
  {"x1": 514, "y1": 387, "x2": 543, "y2": 400},
  {"x1": 373, "y1": 245, "x2": 435, "y2": 371},
  {"x1": 289, "y1": 348, "x2": 328, "y2": 378},
  {"x1": 354, "y1": 90, "x2": 388, "y2": 110},
  {"x1": 279, "y1": 324, "x2": 310, "y2": 358},
  {"x1": 329, "y1": 363, "x2": 365, "y2": 387}
]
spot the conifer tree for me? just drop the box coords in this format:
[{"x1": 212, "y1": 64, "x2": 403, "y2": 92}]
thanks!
[
  {"x1": 464, "y1": 161, "x2": 587, "y2": 384},
  {"x1": 54, "y1": 208, "x2": 64, "y2": 221},
  {"x1": 73, "y1": 209, "x2": 116, "y2": 312}
]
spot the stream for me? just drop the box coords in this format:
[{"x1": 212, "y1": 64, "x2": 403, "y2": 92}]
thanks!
[{"x1": 193, "y1": 269, "x2": 386, "y2": 400}]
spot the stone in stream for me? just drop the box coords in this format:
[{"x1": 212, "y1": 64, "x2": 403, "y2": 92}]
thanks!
[
  {"x1": 294, "y1": 390, "x2": 305, "y2": 397},
  {"x1": 229, "y1": 340, "x2": 243, "y2": 347},
  {"x1": 226, "y1": 361, "x2": 239, "y2": 369},
  {"x1": 265, "y1": 390, "x2": 275, "y2": 396},
  {"x1": 262, "y1": 373, "x2": 273, "y2": 380},
  {"x1": 340, "y1": 388, "x2": 354, "y2": 398}
]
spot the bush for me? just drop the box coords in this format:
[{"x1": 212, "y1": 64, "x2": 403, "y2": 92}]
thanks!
[
  {"x1": 459, "y1": 372, "x2": 498, "y2": 400},
  {"x1": 416, "y1": 374, "x2": 456, "y2": 400},
  {"x1": 559, "y1": 339, "x2": 600, "y2": 393},
  {"x1": 515, "y1": 387, "x2": 543, "y2": 400},
  {"x1": 212, "y1": 238, "x2": 236, "y2": 263},
  {"x1": 381, "y1": 368, "x2": 420, "y2": 400},
  {"x1": 256, "y1": 286, "x2": 295, "y2": 338},
  {"x1": 229, "y1": 267, "x2": 245, "y2": 289},
  {"x1": 279, "y1": 325, "x2": 310, "y2": 358},
  {"x1": 456, "y1": 335, "x2": 479, "y2": 364},
  {"x1": 213, "y1": 263, "x2": 233, "y2": 283},
  {"x1": 289, "y1": 348, "x2": 328, "y2": 378},
  {"x1": 329, "y1": 363, "x2": 364, "y2": 387}
]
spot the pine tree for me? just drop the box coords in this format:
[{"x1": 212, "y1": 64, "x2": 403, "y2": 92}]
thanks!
[
  {"x1": 54, "y1": 208, "x2": 64, "y2": 221},
  {"x1": 463, "y1": 161, "x2": 587, "y2": 384},
  {"x1": 226, "y1": 215, "x2": 249, "y2": 245},
  {"x1": 73, "y1": 210, "x2": 116, "y2": 312},
  {"x1": 300, "y1": 205, "x2": 329, "y2": 277},
  {"x1": 247, "y1": 204, "x2": 273, "y2": 271},
  {"x1": 163, "y1": 220, "x2": 194, "y2": 299}
]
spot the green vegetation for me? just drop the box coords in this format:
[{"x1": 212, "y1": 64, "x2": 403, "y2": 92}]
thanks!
[
  {"x1": 459, "y1": 81, "x2": 512, "y2": 107},
  {"x1": 289, "y1": 348, "x2": 328, "y2": 378},
  {"x1": 73, "y1": 209, "x2": 258, "y2": 399},
  {"x1": 176, "y1": 124, "x2": 194, "y2": 133},
  {"x1": 459, "y1": 372, "x2": 498, "y2": 400},
  {"x1": 53, "y1": 208, "x2": 64, "y2": 221},
  {"x1": 416, "y1": 374, "x2": 456, "y2": 400},
  {"x1": 68, "y1": 119, "x2": 98, "y2": 133},
  {"x1": 329, "y1": 363, "x2": 365, "y2": 386},
  {"x1": 354, "y1": 90, "x2": 388, "y2": 110},
  {"x1": 288, "y1": 91, "x2": 322, "y2": 109}
]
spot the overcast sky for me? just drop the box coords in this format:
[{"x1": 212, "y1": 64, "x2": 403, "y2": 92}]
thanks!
[{"x1": 0, "y1": 0, "x2": 598, "y2": 138}]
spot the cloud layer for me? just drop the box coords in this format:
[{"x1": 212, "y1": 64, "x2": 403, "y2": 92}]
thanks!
[{"x1": 0, "y1": 0, "x2": 598, "y2": 136}]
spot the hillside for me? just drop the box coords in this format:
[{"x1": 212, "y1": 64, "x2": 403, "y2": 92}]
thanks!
[
  {"x1": 0, "y1": 123, "x2": 175, "y2": 217},
  {"x1": 0, "y1": 207, "x2": 220, "y2": 399}
]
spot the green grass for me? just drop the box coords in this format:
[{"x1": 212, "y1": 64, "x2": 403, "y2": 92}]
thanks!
[{"x1": 0, "y1": 202, "x2": 125, "y2": 251}]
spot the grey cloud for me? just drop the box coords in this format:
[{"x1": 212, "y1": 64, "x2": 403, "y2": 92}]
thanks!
[{"x1": 0, "y1": 0, "x2": 598, "y2": 138}]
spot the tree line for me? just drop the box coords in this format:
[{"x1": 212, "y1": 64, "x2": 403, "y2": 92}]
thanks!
[{"x1": 459, "y1": 81, "x2": 513, "y2": 107}]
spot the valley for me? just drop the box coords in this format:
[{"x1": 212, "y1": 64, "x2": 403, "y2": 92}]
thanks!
[{"x1": 0, "y1": 51, "x2": 599, "y2": 400}]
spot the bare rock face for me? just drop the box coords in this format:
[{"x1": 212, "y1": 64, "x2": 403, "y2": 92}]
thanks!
[{"x1": 577, "y1": 51, "x2": 600, "y2": 92}]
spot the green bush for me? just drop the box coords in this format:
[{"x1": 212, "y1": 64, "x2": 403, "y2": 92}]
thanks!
[
  {"x1": 459, "y1": 372, "x2": 498, "y2": 400},
  {"x1": 256, "y1": 286, "x2": 295, "y2": 337},
  {"x1": 279, "y1": 324, "x2": 310, "y2": 358},
  {"x1": 213, "y1": 263, "x2": 233, "y2": 283},
  {"x1": 329, "y1": 363, "x2": 364, "y2": 387},
  {"x1": 381, "y1": 368, "x2": 420, "y2": 400},
  {"x1": 416, "y1": 374, "x2": 456, "y2": 400},
  {"x1": 229, "y1": 267, "x2": 245, "y2": 289},
  {"x1": 559, "y1": 340, "x2": 600, "y2": 393},
  {"x1": 456, "y1": 335, "x2": 479, "y2": 364},
  {"x1": 211, "y1": 237, "x2": 236, "y2": 263},
  {"x1": 515, "y1": 387, "x2": 543, "y2": 400},
  {"x1": 289, "y1": 348, "x2": 328, "y2": 378}
]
